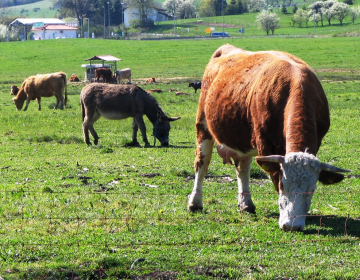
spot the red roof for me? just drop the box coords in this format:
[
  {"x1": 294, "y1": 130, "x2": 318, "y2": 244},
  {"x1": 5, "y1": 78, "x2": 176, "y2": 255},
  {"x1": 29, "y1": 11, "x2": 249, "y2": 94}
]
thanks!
[{"x1": 31, "y1": 24, "x2": 78, "y2": 31}]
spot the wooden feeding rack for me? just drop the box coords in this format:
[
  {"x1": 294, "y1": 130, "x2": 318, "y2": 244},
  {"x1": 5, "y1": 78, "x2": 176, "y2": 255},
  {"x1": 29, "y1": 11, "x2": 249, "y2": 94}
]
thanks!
[{"x1": 82, "y1": 55, "x2": 122, "y2": 82}]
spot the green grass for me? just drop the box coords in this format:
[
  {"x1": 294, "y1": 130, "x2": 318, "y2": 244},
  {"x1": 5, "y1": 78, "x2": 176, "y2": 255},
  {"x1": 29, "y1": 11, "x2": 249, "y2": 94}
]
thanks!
[
  {"x1": 4, "y1": 0, "x2": 58, "y2": 18},
  {"x1": 0, "y1": 38, "x2": 359, "y2": 279}
]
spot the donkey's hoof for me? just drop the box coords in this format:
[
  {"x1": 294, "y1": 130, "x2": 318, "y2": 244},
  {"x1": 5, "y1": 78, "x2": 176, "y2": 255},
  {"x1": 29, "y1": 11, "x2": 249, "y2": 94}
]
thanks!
[{"x1": 188, "y1": 205, "x2": 203, "y2": 212}]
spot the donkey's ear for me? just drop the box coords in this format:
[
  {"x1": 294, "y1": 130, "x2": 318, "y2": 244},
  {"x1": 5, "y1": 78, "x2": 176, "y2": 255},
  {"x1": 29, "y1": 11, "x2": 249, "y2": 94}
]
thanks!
[
  {"x1": 157, "y1": 110, "x2": 166, "y2": 122},
  {"x1": 167, "y1": 117, "x2": 181, "y2": 122}
]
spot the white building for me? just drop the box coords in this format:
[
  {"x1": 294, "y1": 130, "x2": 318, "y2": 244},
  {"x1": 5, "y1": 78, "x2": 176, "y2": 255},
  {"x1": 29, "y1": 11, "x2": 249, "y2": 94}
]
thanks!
[
  {"x1": 31, "y1": 24, "x2": 78, "y2": 40},
  {"x1": 124, "y1": 5, "x2": 173, "y2": 27}
]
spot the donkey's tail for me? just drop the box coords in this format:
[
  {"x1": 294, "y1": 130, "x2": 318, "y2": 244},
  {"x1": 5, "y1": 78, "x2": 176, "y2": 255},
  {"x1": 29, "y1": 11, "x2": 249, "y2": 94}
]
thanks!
[{"x1": 81, "y1": 99, "x2": 85, "y2": 123}]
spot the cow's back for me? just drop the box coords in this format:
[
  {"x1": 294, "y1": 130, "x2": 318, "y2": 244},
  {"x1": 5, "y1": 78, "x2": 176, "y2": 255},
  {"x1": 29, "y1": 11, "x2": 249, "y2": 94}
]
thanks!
[{"x1": 200, "y1": 44, "x2": 329, "y2": 156}]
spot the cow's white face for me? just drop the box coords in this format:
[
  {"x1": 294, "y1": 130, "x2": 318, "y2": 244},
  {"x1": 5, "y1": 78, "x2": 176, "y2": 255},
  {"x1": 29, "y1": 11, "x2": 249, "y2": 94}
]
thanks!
[{"x1": 278, "y1": 152, "x2": 321, "y2": 231}]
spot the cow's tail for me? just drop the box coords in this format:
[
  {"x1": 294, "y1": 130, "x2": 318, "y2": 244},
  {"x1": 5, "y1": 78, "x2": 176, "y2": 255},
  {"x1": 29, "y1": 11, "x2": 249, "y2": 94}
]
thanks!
[{"x1": 63, "y1": 73, "x2": 68, "y2": 109}]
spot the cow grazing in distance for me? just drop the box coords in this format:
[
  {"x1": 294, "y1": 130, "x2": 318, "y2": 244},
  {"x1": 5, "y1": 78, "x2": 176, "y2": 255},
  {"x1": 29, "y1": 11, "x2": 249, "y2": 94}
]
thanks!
[
  {"x1": 115, "y1": 68, "x2": 131, "y2": 84},
  {"x1": 10, "y1": 85, "x2": 19, "y2": 95},
  {"x1": 12, "y1": 72, "x2": 68, "y2": 111},
  {"x1": 95, "y1": 68, "x2": 112, "y2": 83},
  {"x1": 80, "y1": 83, "x2": 180, "y2": 147},
  {"x1": 188, "y1": 44, "x2": 349, "y2": 232},
  {"x1": 188, "y1": 81, "x2": 202, "y2": 93}
]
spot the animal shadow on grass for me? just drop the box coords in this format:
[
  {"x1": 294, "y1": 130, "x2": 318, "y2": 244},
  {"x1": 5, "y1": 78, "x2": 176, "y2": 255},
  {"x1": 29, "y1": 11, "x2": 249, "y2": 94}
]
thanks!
[
  {"x1": 122, "y1": 141, "x2": 194, "y2": 149},
  {"x1": 304, "y1": 215, "x2": 360, "y2": 237}
]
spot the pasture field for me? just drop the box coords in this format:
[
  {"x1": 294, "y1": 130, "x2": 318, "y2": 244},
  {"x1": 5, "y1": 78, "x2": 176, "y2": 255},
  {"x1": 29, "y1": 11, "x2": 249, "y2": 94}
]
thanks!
[{"x1": 0, "y1": 38, "x2": 360, "y2": 279}]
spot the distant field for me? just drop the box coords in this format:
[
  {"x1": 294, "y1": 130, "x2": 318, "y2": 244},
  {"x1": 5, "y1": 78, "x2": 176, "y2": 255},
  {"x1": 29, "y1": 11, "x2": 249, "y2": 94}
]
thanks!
[
  {"x1": 3, "y1": 0, "x2": 57, "y2": 18},
  {"x1": 0, "y1": 37, "x2": 359, "y2": 279}
]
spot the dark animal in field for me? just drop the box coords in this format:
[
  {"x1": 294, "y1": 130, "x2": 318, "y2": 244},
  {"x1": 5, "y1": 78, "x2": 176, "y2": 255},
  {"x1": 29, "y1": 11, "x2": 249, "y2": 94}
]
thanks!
[
  {"x1": 95, "y1": 68, "x2": 112, "y2": 83},
  {"x1": 69, "y1": 74, "x2": 80, "y2": 82},
  {"x1": 10, "y1": 85, "x2": 19, "y2": 95},
  {"x1": 188, "y1": 81, "x2": 202, "y2": 93},
  {"x1": 146, "y1": 77, "x2": 156, "y2": 83},
  {"x1": 12, "y1": 72, "x2": 68, "y2": 111},
  {"x1": 188, "y1": 44, "x2": 349, "y2": 232},
  {"x1": 80, "y1": 83, "x2": 181, "y2": 147},
  {"x1": 115, "y1": 68, "x2": 131, "y2": 84}
]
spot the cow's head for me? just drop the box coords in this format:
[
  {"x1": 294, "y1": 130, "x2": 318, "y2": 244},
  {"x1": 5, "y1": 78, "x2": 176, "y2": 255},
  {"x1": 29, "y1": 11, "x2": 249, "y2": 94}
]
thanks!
[
  {"x1": 256, "y1": 152, "x2": 349, "y2": 231},
  {"x1": 10, "y1": 85, "x2": 19, "y2": 95},
  {"x1": 153, "y1": 110, "x2": 181, "y2": 146},
  {"x1": 12, "y1": 96, "x2": 24, "y2": 110}
]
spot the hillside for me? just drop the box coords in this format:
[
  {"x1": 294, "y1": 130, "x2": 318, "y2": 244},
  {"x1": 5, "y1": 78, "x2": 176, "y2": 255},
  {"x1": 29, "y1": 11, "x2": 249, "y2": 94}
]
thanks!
[{"x1": 2, "y1": 0, "x2": 57, "y2": 18}]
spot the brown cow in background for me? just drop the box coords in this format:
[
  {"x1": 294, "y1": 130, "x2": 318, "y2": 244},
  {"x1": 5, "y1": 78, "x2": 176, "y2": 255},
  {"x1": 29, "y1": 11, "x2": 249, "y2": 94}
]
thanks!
[
  {"x1": 12, "y1": 72, "x2": 68, "y2": 111},
  {"x1": 95, "y1": 68, "x2": 112, "y2": 83}
]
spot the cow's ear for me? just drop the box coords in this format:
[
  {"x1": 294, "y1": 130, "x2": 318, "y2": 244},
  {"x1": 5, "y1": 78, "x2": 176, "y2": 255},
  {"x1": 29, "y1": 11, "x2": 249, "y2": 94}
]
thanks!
[
  {"x1": 318, "y1": 170, "x2": 345, "y2": 185},
  {"x1": 255, "y1": 160, "x2": 280, "y2": 173}
]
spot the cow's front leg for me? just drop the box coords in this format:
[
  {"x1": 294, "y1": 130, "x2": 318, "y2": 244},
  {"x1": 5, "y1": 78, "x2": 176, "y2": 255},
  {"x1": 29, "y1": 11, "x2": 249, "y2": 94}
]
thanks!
[
  {"x1": 131, "y1": 119, "x2": 141, "y2": 147},
  {"x1": 188, "y1": 123, "x2": 214, "y2": 211},
  {"x1": 134, "y1": 116, "x2": 150, "y2": 147},
  {"x1": 24, "y1": 96, "x2": 32, "y2": 111},
  {"x1": 235, "y1": 157, "x2": 256, "y2": 214}
]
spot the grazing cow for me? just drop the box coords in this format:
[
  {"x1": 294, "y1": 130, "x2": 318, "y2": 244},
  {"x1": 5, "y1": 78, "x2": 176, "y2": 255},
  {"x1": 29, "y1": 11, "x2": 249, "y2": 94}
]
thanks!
[
  {"x1": 10, "y1": 85, "x2": 19, "y2": 95},
  {"x1": 115, "y1": 68, "x2": 131, "y2": 84},
  {"x1": 12, "y1": 72, "x2": 68, "y2": 111},
  {"x1": 69, "y1": 74, "x2": 80, "y2": 82},
  {"x1": 188, "y1": 44, "x2": 349, "y2": 232},
  {"x1": 80, "y1": 83, "x2": 180, "y2": 147},
  {"x1": 188, "y1": 81, "x2": 202, "y2": 93},
  {"x1": 95, "y1": 68, "x2": 112, "y2": 83}
]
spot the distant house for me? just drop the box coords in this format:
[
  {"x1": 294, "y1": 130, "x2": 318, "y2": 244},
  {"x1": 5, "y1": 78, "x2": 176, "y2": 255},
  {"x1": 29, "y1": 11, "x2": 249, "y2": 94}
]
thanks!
[
  {"x1": 9, "y1": 18, "x2": 66, "y2": 40},
  {"x1": 124, "y1": 5, "x2": 173, "y2": 27},
  {"x1": 31, "y1": 24, "x2": 78, "y2": 40}
]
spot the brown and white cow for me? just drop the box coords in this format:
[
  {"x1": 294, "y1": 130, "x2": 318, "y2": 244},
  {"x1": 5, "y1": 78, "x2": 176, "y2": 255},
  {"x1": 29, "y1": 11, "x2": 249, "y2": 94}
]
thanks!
[
  {"x1": 95, "y1": 68, "x2": 112, "y2": 83},
  {"x1": 188, "y1": 44, "x2": 349, "y2": 232},
  {"x1": 12, "y1": 72, "x2": 68, "y2": 111},
  {"x1": 115, "y1": 68, "x2": 131, "y2": 84}
]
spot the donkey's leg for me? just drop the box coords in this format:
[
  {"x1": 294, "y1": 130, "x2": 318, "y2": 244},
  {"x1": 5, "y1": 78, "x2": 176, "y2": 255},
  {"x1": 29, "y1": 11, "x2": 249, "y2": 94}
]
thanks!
[
  {"x1": 82, "y1": 110, "x2": 100, "y2": 145},
  {"x1": 131, "y1": 118, "x2": 141, "y2": 147},
  {"x1": 134, "y1": 115, "x2": 150, "y2": 147},
  {"x1": 234, "y1": 157, "x2": 256, "y2": 214},
  {"x1": 188, "y1": 119, "x2": 214, "y2": 211}
]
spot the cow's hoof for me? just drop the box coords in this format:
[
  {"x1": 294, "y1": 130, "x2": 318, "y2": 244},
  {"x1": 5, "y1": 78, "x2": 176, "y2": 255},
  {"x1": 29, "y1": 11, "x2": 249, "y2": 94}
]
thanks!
[
  {"x1": 188, "y1": 205, "x2": 203, "y2": 212},
  {"x1": 240, "y1": 205, "x2": 256, "y2": 214}
]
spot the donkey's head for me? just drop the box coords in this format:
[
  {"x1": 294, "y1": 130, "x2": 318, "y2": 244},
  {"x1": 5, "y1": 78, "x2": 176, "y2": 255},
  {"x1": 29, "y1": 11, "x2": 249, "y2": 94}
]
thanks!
[{"x1": 153, "y1": 110, "x2": 180, "y2": 146}]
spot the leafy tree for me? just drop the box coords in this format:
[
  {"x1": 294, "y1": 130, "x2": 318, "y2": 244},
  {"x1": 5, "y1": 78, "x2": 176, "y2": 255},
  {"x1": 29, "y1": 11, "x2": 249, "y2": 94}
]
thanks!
[
  {"x1": 225, "y1": 0, "x2": 238, "y2": 15},
  {"x1": 292, "y1": 8, "x2": 308, "y2": 27},
  {"x1": 321, "y1": 0, "x2": 336, "y2": 25},
  {"x1": 281, "y1": 4, "x2": 287, "y2": 14},
  {"x1": 199, "y1": 0, "x2": 216, "y2": 16},
  {"x1": 349, "y1": 6, "x2": 360, "y2": 24},
  {"x1": 330, "y1": 1, "x2": 349, "y2": 26},
  {"x1": 308, "y1": 10, "x2": 321, "y2": 26},
  {"x1": 127, "y1": 0, "x2": 157, "y2": 27},
  {"x1": 178, "y1": 0, "x2": 196, "y2": 18},
  {"x1": 247, "y1": 0, "x2": 266, "y2": 12},
  {"x1": 163, "y1": 0, "x2": 181, "y2": 19},
  {"x1": 256, "y1": 10, "x2": 280, "y2": 35},
  {"x1": 56, "y1": 0, "x2": 97, "y2": 23},
  {"x1": 308, "y1": 1, "x2": 324, "y2": 26}
]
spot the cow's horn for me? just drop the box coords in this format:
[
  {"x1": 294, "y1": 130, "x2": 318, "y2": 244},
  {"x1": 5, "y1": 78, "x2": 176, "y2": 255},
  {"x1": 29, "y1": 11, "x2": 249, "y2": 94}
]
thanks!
[
  {"x1": 320, "y1": 163, "x2": 350, "y2": 173},
  {"x1": 255, "y1": 155, "x2": 285, "y2": 163}
]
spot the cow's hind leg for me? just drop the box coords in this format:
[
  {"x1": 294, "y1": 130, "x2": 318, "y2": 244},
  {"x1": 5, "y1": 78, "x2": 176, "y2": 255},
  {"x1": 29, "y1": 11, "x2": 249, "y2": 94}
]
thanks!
[
  {"x1": 54, "y1": 96, "x2": 60, "y2": 109},
  {"x1": 235, "y1": 157, "x2": 256, "y2": 214},
  {"x1": 188, "y1": 122, "x2": 214, "y2": 211},
  {"x1": 36, "y1": 97, "x2": 41, "y2": 111}
]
